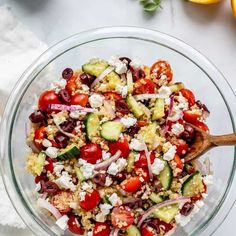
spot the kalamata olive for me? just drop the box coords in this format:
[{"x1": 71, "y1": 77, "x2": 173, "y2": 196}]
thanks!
[
  {"x1": 115, "y1": 99, "x2": 130, "y2": 115},
  {"x1": 29, "y1": 110, "x2": 46, "y2": 123},
  {"x1": 93, "y1": 173, "x2": 106, "y2": 186},
  {"x1": 62, "y1": 68, "x2": 73, "y2": 80},
  {"x1": 126, "y1": 124, "x2": 140, "y2": 137},
  {"x1": 142, "y1": 220, "x2": 160, "y2": 234},
  {"x1": 180, "y1": 202, "x2": 194, "y2": 216},
  {"x1": 41, "y1": 181, "x2": 59, "y2": 195},
  {"x1": 60, "y1": 118, "x2": 76, "y2": 133},
  {"x1": 58, "y1": 89, "x2": 71, "y2": 104},
  {"x1": 54, "y1": 132, "x2": 69, "y2": 148},
  {"x1": 115, "y1": 172, "x2": 126, "y2": 183},
  {"x1": 80, "y1": 73, "x2": 95, "y2": 86},
  {"x1": 123, "y1": 199, "x2": 143, "y2": 208},
  {"x1": 181, "y1": 124, "x2": 195, "y2": 144},
  {"x1": 196, "y1": 100, "x2": 210, "y2": 113},
  {"x1": 131, "y1": 68, "x2": 145, "y2": 81}
]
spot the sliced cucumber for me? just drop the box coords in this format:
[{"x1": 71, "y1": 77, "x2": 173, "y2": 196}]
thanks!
[
  {"x1": 127, "y1": 152, "x2": 136, "y2": 173},
  {"x1": 152, "y1": 98, "x2": 165, "y2": 121},
  {"x1": 126, "y1": 225, "x2": 141, "y2": 236},
  {"x1": 159, "y1": 161, "x2": 172, "y2": 190},
  {"x1": 107, "y1": 72, "x2": 122, "y2": 89},
  {"x1": 138, "y1": 122, "x2": 158, "y2": 147},
  {"x1": 149, "y1": 193, "x2": 163, "y2": 204},
  {"x1": 82, "y1": 60, "x2": 108, "y2": 77},
  {"x1": 127, "y1": 71, "x2": 134, "y2": 93},
  {"x1": 85, "y1": 113, "x2": 100, "y2": 140},
  {"x1": 57, "y1": 144, "x2": 80, "y2": 161},
  {"x1": 75, "y1": 166, "x2": 86, "y2": 182},
  {"x1": 100, "y1": 121, "x2": 123, "y2": 141},
  {"x1": 126, "y1": 95, "x2": 144, "y2": 118},
  {"x1": 182, "y1": 171, "x2": 204, "y2": 197},
  {"x1": 168, "y1": 82, "x2": 185, "y2": 93},
  {"x1": 153, "y1": 204, "x2": 179, "y2": 223}
]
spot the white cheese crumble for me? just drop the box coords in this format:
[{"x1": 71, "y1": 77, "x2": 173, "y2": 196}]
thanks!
[
  {"x1": 105, "y1": 176, "x2": 113, "y2": 186},
  {"x1": 52, "y1": 112, "x2": 67, "y2": 125},
  {"x1": 55, "y1": 171, "x2": 76, "y2": 192},
  {"x1": 116, "y1": 158, "x2": 127, "y2": 172},
  {"x1": 171, "y1": 123, "x2": 185, "y2": 136},
  {"x1": 45, "y1": 147, "x2": 58, "y2": 159},
  {"x1": 176, "y1": 94, "x2": 189, "y2": 110},
  {"x1": 134, "y1": 152, "x2": 141, "y2": 162},
  {"x1": 100, "y1": 203, "x2": 113, "y2": 215},
  {"x1": 35, "y1": 182, "x2": 41, "y2": 192},
  {"x1": 203, "y1": 175, "x2": 213, "y2": 186},
  {"x1": 87, "y1": 231, "x2": 93, "y2": 236},
  {"x1": 163, "y1": 145, "x2": 176, "y2": 161},
  {"x1": 157, "y1": 86, "x2": 172, "y2": 99},
  {"x1": 78, "y1": 159, "x2": 95, "y2": 179},
  {"x1": 108, "y1": 55, "x2": 127, "y2": 74},
  {"x1": 109, "y1": 193, "x2": 122, "y2": 206},
  {"x1": 70, "y1": 202, "x2": 78, "y2": 209},
  {"x1": 53, "y1": 79, "x2": 67, "y2": 93},
  {"x1": 151, "y1": 158, "x2": 165, "y2": 175},
  {"x1": 53, "y1": 163, "x2": 64, "y2": 177},
  {"x1": 115, "y1": 84, "x2": 128, "y2": 98},
  {"x1": 102, "y1": 150, "x2": 111, "y2": 161},
  {"x1": 70, "y1": 110, "x2": 86, "y2": 119},
  {"x1": 79, "y1": 192, "x2": 86, "y2": 201},
  {"x1": 42, "y1": 139, "x2": 52, "y2": 148},
  {"x1": 89, "y1": 93, "x2": 104, "y2": 108},
  {"x1": 81, "y1": 182, "x2": 92, "y2": 191},
  {"x1": 120, "y1": 117, "x2": 137, "y2": 128},
  {"x1": 81, "y1": 84, "x2": 90, "y2": 91},
  {"x1": 107, "y1": 158, "x2": 127, "y2": 176},
  {"x1": 55, "y1": 215, "x2": 69, "y2": 230},
  {"x1": 107, "y1": 162, "x2": 119, "y2": 176},
  {"x1": 130, "y1": 138, "x2": 146, "y2": 151}
]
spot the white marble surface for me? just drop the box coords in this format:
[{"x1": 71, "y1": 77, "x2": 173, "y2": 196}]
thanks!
[{"x1": 0, "y1": 0, "x2": 235, "y2": 235}]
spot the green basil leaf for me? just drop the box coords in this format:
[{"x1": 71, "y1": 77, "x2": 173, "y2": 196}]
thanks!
[
  {"x1": 140, "y1": 0, "x2": 149, "y2": 6},
  {"x1": 153, "y1": 0, "x2": 161, "y2": 5},
  {"x1": 143, "y1": 2, "x2": 158, "y2": 12}
]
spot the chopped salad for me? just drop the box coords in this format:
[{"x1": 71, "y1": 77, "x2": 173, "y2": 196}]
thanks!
[{"x1": 26, "y1": 56, "x2": 213, "y2": 236}]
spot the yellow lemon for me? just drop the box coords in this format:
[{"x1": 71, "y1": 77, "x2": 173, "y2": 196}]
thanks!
[
  {"x1": 232, "y1": 0, "x2": 236, "y2": 18},
  {"x1": 188, "y1": 0, "x2": 221, "y2": 4}
]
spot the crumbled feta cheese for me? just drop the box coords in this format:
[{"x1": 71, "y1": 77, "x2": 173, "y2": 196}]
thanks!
[
  {"x1": 105, "y1": 176, "x2": 113, "y2": 186},
  {"x1": 70, "y1": 110, "x2": 86, "y2": 119},
  {"x1": 78, "y1": 159, "x2": 95, "y2": 179},
  {"x1": 203, "y1": 175, "x2": 213, "y2": 186},
  {"x1": 130, "y1": 58, "x2": 142, "y2": 69},
  {"x1": 107, "y1": 162, "x2": 119, "y2": 176},
  {"x1": 163, "y1": 145, "x2": 176, "y2": 161},
  {"x1": 55, "y1": 171, "x2": 76, "y2": 191},
  {"x1": 130, "y1": 138, "x2": 146, "y2": 151},
  {"x1": 79, "y1": 192, "x2": 86, "y2": 201},
  {"x1": 53, "y1": 79, "x2": 67, "y2": 91},
  {"x1": 169, "y1": 108, "x2": 183, "y2": 122},
  {"x1": 89, "y1": 94, "x2": 104, "y2": 108},
  {"x1": 171, "y1": 123, "x2": 184, "y2": 136},
  {"x1": 45, "y1": 147, "x2": 58, "y2": 159},
  {"x1": 151, "y1": 158, "x2": 165, "y2": 175},
  {"x1": 120, "y1": 117, "x2": 137, "y2": 128},
  {"x1": 116, "y1": 158, "x2": 127, "y2": 172},
  {"x1": 35, "y1": 182, "x2": 41, "y2": 192},
  {"x1": 87, "y1": 231, "x2": 93, "y2": 236},
  {"x1": 95, "y1": 213, "x2": 106, "y2": 222},
  {"x1": 70, "y1": 202, "x2": 78, "y2": 209},
  {"x1": 102, "y1": 150, "x2": 111, "y2": 161},
  {"x1": 115, "y1": 84, "x2": 128, "y2": 98},
  {"x1": 164, "y1": 98, "x2": 171, "y2": 105},
  {"x1": 157, "y1": 86, "x2": 172, "y2": 99},
  {"x1": 52, "y1": 112, "x2": 67, "y2": 125},
  {"x1": 195, "y1": 200, "x2": 204, "y2": 208},
  {"x1": 81, "y1": 84, "x2": 90, "y2": 91},
  {"x1": 42, "y1": 139, "x2": 52, "y2": 148},
  {"x1": 53, "y1": 163, "x2": 64, "y2": 177},
  {"x1": 56, "y1": 215, "x2": 69, "y2": 230},
  {"x1": 109, "y1": 193, "x2": 122, "y2": 206},
  {"x1": 176, "y1": 94, "x2": 189, "y2": 110},
  {"x1": 134, "y1": 152, "x2": 141, "y2": 162},
  {"x1": 81, "y1": 182, "x2": 91, "y2": 191},
  {"x1": 108, "y1": 55, "x2": 127, "y2": 74},
  {"x1": 100, "y1": 203, "x2": 113, "y2": 215}
]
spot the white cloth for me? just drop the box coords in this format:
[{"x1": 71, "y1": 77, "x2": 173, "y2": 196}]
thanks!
[{"x1": 0, "y1": 5, "x2": 47, "y2": 228}]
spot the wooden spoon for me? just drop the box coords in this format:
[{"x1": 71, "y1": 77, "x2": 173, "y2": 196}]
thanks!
[{"x1": 184, "y1": 124, "x2": 236, "y2": 163}]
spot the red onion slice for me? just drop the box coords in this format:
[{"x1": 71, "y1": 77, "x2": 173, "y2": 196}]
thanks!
[
  {"x1": 104, "y1": 100, "x2": 116, "y2": 119},
  {"x1": 144, "y1": 144, "x2": 153, "y2": 181},
  {"x1": 37, "y1": 198, "x2": 62, "y2": 220},
  {"x1": 163, "y1": 95, "x2": 174, "y2": 133},
  {"x1": 134, "y1": 94, "x2": 159, "y2": 101},
  {"x1": 49, "y1": 104, "x2": 96, "y2": 113},
  {"x1": 137, "y1": 197, "x2": 190, "y2": 227},
  {"x1": 109, "y1": 228, "x2": 119, "y2": 236},
  {"x1": 91, "y1": 66, "x2": 115, "y2": 87},
  {"x1": 94, "y1": 150, "x2": 121, "y2": 170},
  {"x1": 192, "y1": 160, "x2": 207, "y2": 176}
]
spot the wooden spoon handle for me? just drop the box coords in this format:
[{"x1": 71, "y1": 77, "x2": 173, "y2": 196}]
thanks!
[{"x1": 210, "y1": 133, "x2": 236, "y2": 146}]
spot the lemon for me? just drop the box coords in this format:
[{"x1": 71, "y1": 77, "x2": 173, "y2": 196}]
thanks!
[
  {"x1": 188, "y1": 0, "x2": 221, "y2": 4},
  {"x1": 232, "y1": 0, "x2": 236, "y2": 18}
]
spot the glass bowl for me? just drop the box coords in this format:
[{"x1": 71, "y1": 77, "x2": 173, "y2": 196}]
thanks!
[{"x1": 0, "y1": 27, "x2": 235, "y2": 236}]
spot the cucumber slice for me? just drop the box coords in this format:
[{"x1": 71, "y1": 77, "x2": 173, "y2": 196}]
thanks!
[
  {"x1": 159, "y1": 161, "x2": 172, "y2": 190},
  {"x1": 153, "y1": 204, "x2": 179, "y2": 223},
  {"x1": 126, "y1": 96, "x2": 144, "y2": 118},
  {"x1": 168, "y1": 82, "x2": 185, "y2": 93},
  {"x1": 127, "y1": 152, "x2": 136, "y2": 173},
  {"x1": 85, "y1": 113, "x2": 100, "y2": 140},
  {"x1": 107, "y1": 71, "x2": 122, "y2": 89},
  {"x1": 75, "y1": 166, "x2": 86, "y2": 182},
  {"x1": 149, "y1": 193, "x2": 163, "y2": 204},
  {"x1": 182, "y1": 171, "x2": 204, "y2": 197},
  {"x1": 126, "y1": 225, "x2": 141, "y2": 236},
  {"x1": 100, "y1": 121, "x2": 123, "y2": 141},
  {"x1": 82, "y1": 60, "x2": 108, "y2": 77},
  {"x1": 152, "y1": 98, "x2": 165, "y2": 121},
  {"x1": 127, "y1": 71, "x2": 134, "y2": 93},
  {"x1": 57, "y1": 144, "x2": 80, "y2": 161}
]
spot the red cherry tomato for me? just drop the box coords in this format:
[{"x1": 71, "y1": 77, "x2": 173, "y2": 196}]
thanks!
[
  {"x1": 79, "y1": 189, "x2": 101, "y2": 211},
  {"x1": 70, "y1": 93, "x2": 88, "y2": 107},
  {"x1": 172, "y1": 139, "x2": 189, "y2": 157},
  {"x1": 150, "y1": 60, "x2": 173, "y2": 83},
  {"x1": 121, "y1": 176, "x2": 142, "y2": 193},
  {"x1": 67, "y1": 216, "x2": 85, "y2": 235},
  {"x1": 38, "y1": 90, "x2": 61, "y2": 111},
  {"x1": 134, "y1": 167, "x2": 149, "y2": 182},
  {"x1": 183, "y1": 110, "x2": 201, "y2": 123},
  {"x1": 45, "y1": 157, "x2": 54, "y2": 173},
  {"x1": 103, "y1": 92, "x2": 122, "y2": 100},
  {"x1": 134, "y1": 151, "x2": 156, "y2": 168},
  {"x1": 66, "y1": 76, "x2": 78, "y2": 95},
  {"x1": 137, "y1": 120, "x2": 149, "y2": 128},
  {"x1": 133, "y1": 78, "x2": 156, "y2": 95},
  {"x1": 141, "y1": 226, "x2": 156, "y2": 236},
  {"x1": 51, "y1": 191, "x2": 74, "y2": 213},
  {"x1": 34, "y1": 126, "x2": 46, "y2": 149},
  {"x1": 34, "y1": 174, "x2": 48, "y2": 184},
  {"x1": 80, "y1": 143, "x2": 102, "y2": 164},
  {"x1": 180, "y1": 89, "x2": 195, "y2": 107},
  {"x1": 155, "y1": 219, "x2": 173, "y2": 234},
  {"x1": 173, "y1": 154, "x2": 183, "y2": 170},
  {"x1": 111, "y1": 206, "x2": 134, "y2": 230},
  {"x1": 93, "y1": 222, "x2": 111, "y2": 236},
  {"x1": 193, "y1": 121, "x2": 209, "y2": 132},
  {"x1": 109, "y1": 138, "x2": 130, "y2": 158}
]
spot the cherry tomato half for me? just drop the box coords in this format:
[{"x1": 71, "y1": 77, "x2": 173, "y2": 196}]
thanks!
[
  {"x1": 150, "y1": 60, "x2": 173, "y2": 83},
  {"x1": 134, "y1": 151, "x2": 156, "y2": 168},
  {"x1": 172, "y1": 139, "x2": 189, "y2": 157},
  {"x1": 180, "y1": 89, "x2": 195, "y2": 107},
  {"x1": 109, "y1": 138, "x2": 130, "y2": 158},
  {"x1": 93, "y1": 222, "x2": 111, "y2": 236},
  {"x1": 183, "y1": 110, "x2": 201, "y2": 124},
  {"x1": 67, "y1": 216, "x2": 85, "y2": 235},
  {"x1": 34, "y1": 126, "x2": 46, "y2": 149},
  {"x1": 38, "y1": 90, "x2": 61, "y2": 111},
  {"x1": 141, "y1": 226, "x2": 157, "y2": 236},
  {"x1": 173, "y1": 154, "x2": 183, "y2": 170},
  {"x1": 111, "y1": 206, "x2": 134, "y2": 230},
  {"x1": 193, "y1": 121, "x2": 209, "y2": 132},
  {"x1": 70, "y1": 93, "x2": 88, "y2": 107},
  {"x1": 79, "y1": 189, "x2": 101, "y2": 211},
  {"x1": 133, "y1": 78, "x2": 156, "y2": 95},
  {"x1": 66, "y1": 76, "x2": 78, "y2": 95},
  {"x1": 121, "y1": 176, "x2": 142, "y2": 193},
  {"x1": 80, "y1": 143, "x2": 102, "y2": 164},
  {"x1": 45, "y1": 157, "x2": 54, "y2": 173},
  {"x1": 51, "y1": 191, "x2": 74, "y2": 213},
  {"x1": 103, "y1": 92, "x2": 122, "y2": 100}
]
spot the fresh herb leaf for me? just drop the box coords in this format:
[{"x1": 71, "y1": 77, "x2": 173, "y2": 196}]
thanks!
[
  {"x1": 143, "y1": 2, "x2": 158, "y2": 12},
  {"x1": 140, "y1": 0, "x2": 149, "y2": 5},
  {"x1": 153, "y1": 0, "x2": 161, "y2": 5}
]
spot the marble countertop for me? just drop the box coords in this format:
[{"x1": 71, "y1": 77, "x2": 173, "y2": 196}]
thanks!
[{"x1": 0, "y1": 0, "x2": 235, "y2": 235}]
